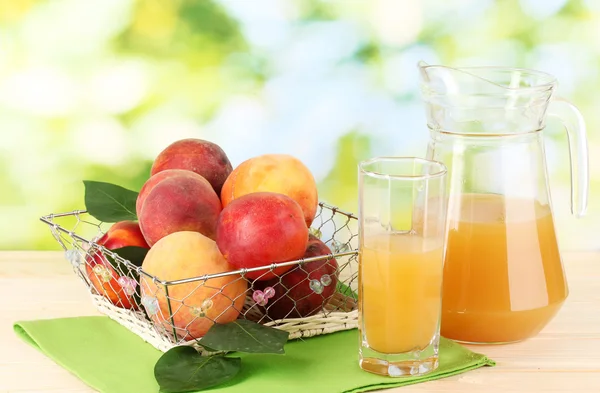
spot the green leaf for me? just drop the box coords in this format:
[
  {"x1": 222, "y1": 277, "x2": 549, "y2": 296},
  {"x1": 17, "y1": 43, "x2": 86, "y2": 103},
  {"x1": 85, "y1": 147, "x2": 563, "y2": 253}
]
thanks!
[
  {"x1": 155, "y1": 347, "x2": 241, "y2": 393},
  {"x1": 197, "y1": 343, "x2": 219, "y2": 353},
  {"x1": 201, "y1": 319, "x2": 289, "y2": 354},
  {"x1": 336, "y1": 281, "x2": 358, "y2": 300},
  {"x1": 83, "y1": 180, "x2": 139, "y2": 222},
  {"x1": 111, "y1": 246, "x2": 148, "y2": 267},
  {"x1": 103, "y1": 246, "x2": 146, "y2": 280}
]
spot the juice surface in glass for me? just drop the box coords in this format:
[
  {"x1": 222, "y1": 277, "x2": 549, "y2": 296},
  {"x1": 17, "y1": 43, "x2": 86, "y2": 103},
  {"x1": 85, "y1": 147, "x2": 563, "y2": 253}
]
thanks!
[
  {"x1": 360, "y1": 234, "x2": 444, "y2": 353},
  {"x1": 441, "y1": 193, "x2": 568, "y2": 344}
]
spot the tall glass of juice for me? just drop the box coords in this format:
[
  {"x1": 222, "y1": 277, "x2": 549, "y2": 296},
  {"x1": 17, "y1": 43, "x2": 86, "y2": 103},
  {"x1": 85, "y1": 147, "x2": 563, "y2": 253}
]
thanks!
[{"x1": 358, "y1": 157, "x2": 448, "y2": 377}]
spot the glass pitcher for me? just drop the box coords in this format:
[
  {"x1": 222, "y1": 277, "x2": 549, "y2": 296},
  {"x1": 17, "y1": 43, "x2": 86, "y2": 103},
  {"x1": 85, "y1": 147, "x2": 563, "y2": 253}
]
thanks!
[{"x1": 418, "y1": 62, "x2": 589, "y2": 344}]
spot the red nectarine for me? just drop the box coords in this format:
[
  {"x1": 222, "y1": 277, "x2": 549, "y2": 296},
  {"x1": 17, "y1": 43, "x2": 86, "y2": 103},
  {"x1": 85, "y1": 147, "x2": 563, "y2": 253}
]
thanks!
[
  {"x1": 86, "y1": 221, "x2": 149, "y2": 310},
  {"x1": 254, "y1": 235, "x2": 339, "y2": 319},
  {"x1": 151, "y1": 138, "x2": 233, "y2": 195},
  {"x1": 216, "y1": 192, "x2": 309, "y2": 280}
]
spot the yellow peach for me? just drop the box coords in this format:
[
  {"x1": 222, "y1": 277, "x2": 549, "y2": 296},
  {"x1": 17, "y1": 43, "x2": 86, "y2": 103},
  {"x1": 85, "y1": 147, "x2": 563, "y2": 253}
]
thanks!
[
  {"x1": 221, "y1": 154, "x2": 318, "y2": 226},
  {"x1": 140, "y1": 231, "x2": 247, "y2": 341}
]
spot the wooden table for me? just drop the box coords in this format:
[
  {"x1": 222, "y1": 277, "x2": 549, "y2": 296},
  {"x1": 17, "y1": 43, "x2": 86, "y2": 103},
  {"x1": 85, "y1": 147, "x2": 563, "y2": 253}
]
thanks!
[{"x1": 2, "y1": 251, "x2": 600, "y2": 392}]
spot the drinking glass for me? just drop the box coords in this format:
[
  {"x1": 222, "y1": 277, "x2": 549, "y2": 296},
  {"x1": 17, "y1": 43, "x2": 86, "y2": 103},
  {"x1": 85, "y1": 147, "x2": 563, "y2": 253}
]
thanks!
[{"x1": 358, "y1": 157, "x2": 448, "y2": 377}]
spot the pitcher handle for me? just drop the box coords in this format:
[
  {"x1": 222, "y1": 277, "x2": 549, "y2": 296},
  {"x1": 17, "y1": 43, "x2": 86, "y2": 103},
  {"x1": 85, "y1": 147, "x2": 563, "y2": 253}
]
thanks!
[{"x1": 547, "y1": 97, "x2": 589, "y2": 218}]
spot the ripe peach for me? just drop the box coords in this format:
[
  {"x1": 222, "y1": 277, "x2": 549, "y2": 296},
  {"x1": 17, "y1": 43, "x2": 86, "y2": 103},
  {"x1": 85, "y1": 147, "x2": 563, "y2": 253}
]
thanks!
[
  {"x1": 255, "y1": 234, "x2": 339, "y2": 320},
  {"x1": 85, "y1": 221, "x2": 150, "y2": 310},
  {"x1": 139, "y1": 172, "x2": 222, "y2": 246},
  {"x1": 136, "y1": 169, "x2": 193, "y2": 219},
  {"x1": 151, "y1": 138, "x2": 233, "y2": 195},
  {"x1": 221, "y1": 154, "x2": 318, "y2": 226},
  {"x1": 140, "y1": 231, "x2": 248, "y2": 340},
  {"x1": 216, "y1": 192, "x2": 308, "y2": 281}
]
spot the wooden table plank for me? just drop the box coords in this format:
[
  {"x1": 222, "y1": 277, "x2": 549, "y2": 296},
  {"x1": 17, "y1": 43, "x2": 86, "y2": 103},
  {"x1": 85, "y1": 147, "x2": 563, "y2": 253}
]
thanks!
[{"x1": 2, "y1": 251, "x2": 600, "y2": 392}]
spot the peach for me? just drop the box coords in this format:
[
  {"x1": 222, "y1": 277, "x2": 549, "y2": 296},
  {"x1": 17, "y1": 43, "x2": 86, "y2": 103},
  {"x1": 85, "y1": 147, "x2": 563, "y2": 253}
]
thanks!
[
  {"x1": 255, "y1": 234, "x2": 338, "y2": 320},
  {"x1": 216, "y1": 192, "x2": 308, "y2": 281},
  {"x1": 151, "y1": 138, "x2": 233, "y2": 195},
  {"x1": 140, "y1": 231, "x2": 248, "y2": 340},
  {"x1": 136, "y1": 169, "x2": 194, "y2": 219},
  {"x1": 85, "y1": 221, "x2": 150, "y2": 310},
  {"x1": 221, "y1": 154, "x2": 319, "y2": 226},
  {"x1": 139, "y1": 172, "x2": 222, "y2": 246}
]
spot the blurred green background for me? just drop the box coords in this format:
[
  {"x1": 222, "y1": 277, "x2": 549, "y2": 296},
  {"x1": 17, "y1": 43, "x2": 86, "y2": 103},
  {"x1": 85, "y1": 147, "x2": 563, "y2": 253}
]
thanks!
[{"x1": 1, "y1": 0, "x2": 598, "y2": 250}]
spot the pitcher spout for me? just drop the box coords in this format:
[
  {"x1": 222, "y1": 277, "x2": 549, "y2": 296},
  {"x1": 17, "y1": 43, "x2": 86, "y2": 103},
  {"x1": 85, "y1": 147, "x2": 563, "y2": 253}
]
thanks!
[
  {"x1": 418, "y1": 61, "x2": 556, "y2": 96},
  {"x1": 418, "y1": 61, "x2": 557, "y2": 136}
]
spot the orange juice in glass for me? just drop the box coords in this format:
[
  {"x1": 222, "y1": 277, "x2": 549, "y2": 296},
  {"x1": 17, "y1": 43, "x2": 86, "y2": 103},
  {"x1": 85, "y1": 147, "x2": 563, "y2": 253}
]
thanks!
[{"x1": 358, "y1": 157, "x2": 448, "y2": 377}]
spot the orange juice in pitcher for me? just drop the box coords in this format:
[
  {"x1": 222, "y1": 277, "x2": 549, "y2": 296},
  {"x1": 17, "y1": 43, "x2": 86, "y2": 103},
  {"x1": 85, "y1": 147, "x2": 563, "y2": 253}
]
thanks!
[
  {"x1": 419, "y1": 62, "x2": 589, "y2": 343},
  {"x1": 441, "y1": 194, "x2": 568, "y2": 343}
]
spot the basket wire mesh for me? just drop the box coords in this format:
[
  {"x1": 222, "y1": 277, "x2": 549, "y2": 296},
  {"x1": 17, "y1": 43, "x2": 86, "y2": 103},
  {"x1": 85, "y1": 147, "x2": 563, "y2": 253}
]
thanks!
[{"x1": 40, "y1": 202, "x2": 359, "y2": 352}]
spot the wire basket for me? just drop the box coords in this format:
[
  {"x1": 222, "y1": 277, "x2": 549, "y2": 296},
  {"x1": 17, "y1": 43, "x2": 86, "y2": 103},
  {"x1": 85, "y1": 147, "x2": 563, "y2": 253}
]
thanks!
[{"x1": 40, "y1": 203, "x2": 359, "y2": 352}]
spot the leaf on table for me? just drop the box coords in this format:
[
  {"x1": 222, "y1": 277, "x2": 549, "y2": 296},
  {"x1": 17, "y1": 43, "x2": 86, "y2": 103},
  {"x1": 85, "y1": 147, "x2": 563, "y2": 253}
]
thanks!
[
  {"x1": 201, "y1": 319, "x2": 289, "y2": 354},
  {"x1": 155, "y1": 346, "x2": 241, "y2": 393},
  {"x1": 197, "y1": 342, "x2": 219, "y2": 353},
  {"x1": 83, "y1": 180, "x2": 139, "y2": 223}
]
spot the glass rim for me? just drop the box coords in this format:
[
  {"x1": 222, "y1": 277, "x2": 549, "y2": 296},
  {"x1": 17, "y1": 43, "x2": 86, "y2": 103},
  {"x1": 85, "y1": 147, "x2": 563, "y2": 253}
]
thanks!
[{"x1": 359, "y1": 156, "x2": 447, "y2": 181}]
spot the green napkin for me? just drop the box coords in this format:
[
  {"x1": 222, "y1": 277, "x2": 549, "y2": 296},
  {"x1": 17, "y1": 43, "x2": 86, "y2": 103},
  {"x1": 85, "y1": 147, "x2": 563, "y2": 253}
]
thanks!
[{"x1": 14, "y1": 317, "x2": 494, "y2": 393}]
